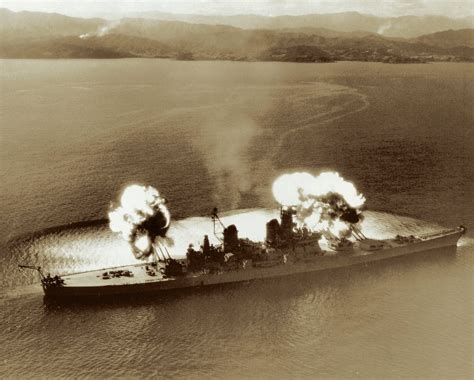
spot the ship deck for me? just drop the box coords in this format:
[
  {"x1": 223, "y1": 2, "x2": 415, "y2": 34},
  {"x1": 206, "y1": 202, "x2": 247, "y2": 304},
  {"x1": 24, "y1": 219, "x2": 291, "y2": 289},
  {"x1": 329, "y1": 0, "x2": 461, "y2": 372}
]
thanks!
[
  {"x1": 56, "y1": 227, "x2": 463, "y2": 289},
  {"x1": 61, "y1": 262, "x2": 169, "y2": 288}
]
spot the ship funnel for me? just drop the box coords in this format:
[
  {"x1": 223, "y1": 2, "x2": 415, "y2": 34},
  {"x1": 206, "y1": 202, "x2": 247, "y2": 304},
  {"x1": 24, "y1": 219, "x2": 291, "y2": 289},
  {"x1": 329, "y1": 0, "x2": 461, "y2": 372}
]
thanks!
[
  {"x1": 280, "y1": 207, "x2": 296, "y2": 239},
  {"x1": 203, "y1": 235, "x2": 211, "y2": 255},
  {"x1": 223, "y1": 225, "x2": 239, "y2": 253},
  {"x1": 266, "y1": 219, "x2": 280, "y2": 245}
]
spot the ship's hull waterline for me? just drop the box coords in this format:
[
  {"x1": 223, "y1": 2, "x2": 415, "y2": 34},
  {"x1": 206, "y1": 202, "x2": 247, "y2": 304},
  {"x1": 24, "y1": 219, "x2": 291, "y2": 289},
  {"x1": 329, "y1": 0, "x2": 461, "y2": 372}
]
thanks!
[{"x1": 42, "y1": 227, "x2": 464, "y2": 298}]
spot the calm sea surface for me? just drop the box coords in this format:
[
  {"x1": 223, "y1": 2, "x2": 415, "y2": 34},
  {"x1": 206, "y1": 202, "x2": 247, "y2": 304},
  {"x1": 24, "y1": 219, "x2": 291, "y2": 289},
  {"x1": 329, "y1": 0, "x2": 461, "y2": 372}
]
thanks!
[{"x1": 0, "y1": 59, "x2": 473, "y2": 378}]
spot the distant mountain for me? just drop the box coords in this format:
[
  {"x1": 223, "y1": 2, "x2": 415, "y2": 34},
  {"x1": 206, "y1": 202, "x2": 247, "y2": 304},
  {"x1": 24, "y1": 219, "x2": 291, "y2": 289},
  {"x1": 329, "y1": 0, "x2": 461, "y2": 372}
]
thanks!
[
  {"x1": 0, "y1": 8, "x2": 104, "y2": 41},
  {"x1": 413, "y1": 29, "x2": 474, "y2": 48},
  {"x1": 0, "y1": 34, "x2": 174, "y2": 59},
  {"x1": 111, "y1": 19, "x2": 273, "y2": 58},
  {"x1": 377, "y1": 15, "x2": 473, "y2": 39},
  {"x1": 130, "y1": 11, "x2": 381, "y2": 33},
  {"x1": 109, "y1": 18, "x2": 474, "y2": 62},
  {"x1": 131, "y1": 11, "x2": 474, "y2": 38},
  {"x1": 277, "y1": 27, "x2": 376, "y2": 39},
  {"x1": 80, "y1": 34, "x2": 174, "y2": 57},
  {"x1": 259, "y1": 45, "x2": 333, "y2": 62},
  {"x1": 0, "y1": 36, "x2": 129, "y2": 58},
  {"x1": 0, "y1": 9, "x2": 473, "y2": 62}
]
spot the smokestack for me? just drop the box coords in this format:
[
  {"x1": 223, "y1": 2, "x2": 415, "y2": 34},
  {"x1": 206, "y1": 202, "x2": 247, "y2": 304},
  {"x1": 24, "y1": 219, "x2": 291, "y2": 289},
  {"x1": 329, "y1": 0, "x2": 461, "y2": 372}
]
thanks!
[
  {"x1": 203, "y1": 235, "x2": 210, "y2": 255},
  {"x1": 266, "y1": 219, "x2": 280, "y2": 245},
  {"x1": 280, "y1": 207, "x2": 295, "y2": 239},
  {"x1": 223, "y1": 225, "x2": 239, "y2": 253}
]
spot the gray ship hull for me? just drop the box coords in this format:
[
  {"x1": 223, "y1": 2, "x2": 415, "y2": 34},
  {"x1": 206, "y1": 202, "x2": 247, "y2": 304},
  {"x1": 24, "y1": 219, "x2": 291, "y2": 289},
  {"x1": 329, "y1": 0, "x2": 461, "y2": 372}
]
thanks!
[{"x1": 43, "y1": 227, "x2": 464, "y2": 298}]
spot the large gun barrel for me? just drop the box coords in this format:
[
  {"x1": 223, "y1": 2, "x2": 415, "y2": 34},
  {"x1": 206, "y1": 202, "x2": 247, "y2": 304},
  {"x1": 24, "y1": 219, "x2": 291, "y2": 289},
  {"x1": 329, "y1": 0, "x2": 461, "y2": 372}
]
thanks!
[{"x1": 18, "y1": 265, "x2": 45, "y2": 279}]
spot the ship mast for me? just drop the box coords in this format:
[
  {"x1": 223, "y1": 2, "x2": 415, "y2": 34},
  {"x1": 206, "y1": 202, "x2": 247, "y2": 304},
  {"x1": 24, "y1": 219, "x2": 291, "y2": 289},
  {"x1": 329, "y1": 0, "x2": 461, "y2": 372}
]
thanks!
[{"x1": 211, "y1": 207, "x2": 226, "y2": 243}]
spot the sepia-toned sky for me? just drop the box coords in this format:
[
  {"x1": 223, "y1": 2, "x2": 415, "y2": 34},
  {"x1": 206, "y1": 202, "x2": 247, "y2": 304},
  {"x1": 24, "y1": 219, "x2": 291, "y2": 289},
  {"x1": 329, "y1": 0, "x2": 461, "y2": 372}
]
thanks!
[{"x1": 1, "y1": 0, "x2": 472, "y2": 19}]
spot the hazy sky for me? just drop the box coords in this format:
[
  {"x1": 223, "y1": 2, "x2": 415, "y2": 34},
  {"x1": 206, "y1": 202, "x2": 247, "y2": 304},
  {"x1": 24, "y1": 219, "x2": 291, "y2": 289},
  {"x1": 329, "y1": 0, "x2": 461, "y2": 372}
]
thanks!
[{"x1": 1, "y1": 0, "x2": 472, "y2": 19}]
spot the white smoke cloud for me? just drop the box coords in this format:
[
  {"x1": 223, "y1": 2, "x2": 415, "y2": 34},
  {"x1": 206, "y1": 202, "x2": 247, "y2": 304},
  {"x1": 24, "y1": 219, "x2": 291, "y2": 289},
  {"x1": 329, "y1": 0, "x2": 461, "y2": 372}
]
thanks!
[
  {"x1": 79, "y1": 20, "x2": 119, "y2": 39},
  {"x1": 377, "y1": 21, "x2": 393, "y2": 35}
]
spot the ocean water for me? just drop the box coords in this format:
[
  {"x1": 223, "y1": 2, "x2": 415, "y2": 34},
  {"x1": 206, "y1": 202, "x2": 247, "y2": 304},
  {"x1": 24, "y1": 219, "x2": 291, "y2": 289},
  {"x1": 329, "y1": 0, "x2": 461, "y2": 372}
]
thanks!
[{"x1": 0, "y1": 59, "x2": 473, "y2": 378}]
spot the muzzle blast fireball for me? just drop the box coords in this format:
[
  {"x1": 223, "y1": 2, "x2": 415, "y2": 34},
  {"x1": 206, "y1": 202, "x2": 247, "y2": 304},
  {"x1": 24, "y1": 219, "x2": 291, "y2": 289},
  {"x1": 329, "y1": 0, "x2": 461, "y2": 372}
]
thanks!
[
  {"x1": 272, "y1": 171, "x2": 365, "y2": 240},
  {"x1": 109, "y1": 185, "x2": 170, "y2": 259}
]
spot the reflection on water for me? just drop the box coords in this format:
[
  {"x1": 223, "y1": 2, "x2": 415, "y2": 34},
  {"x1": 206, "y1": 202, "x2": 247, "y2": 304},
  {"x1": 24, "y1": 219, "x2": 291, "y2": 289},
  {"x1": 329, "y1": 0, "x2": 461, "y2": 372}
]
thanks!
[{"x1": 1, "y1": 243, "x2": 469, "y2": 379}]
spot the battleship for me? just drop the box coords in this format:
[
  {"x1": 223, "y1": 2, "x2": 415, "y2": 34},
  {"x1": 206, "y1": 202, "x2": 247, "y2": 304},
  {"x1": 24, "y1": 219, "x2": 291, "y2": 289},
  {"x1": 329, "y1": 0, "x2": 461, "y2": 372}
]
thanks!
[{"x1": 20, "y1": 207, "x2": 466, "y2": 298}]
